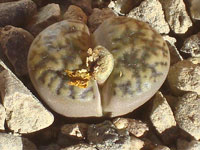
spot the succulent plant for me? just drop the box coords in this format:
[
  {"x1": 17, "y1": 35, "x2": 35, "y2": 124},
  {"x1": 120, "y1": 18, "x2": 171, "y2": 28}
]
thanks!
[{"x1": 28, "y1": 16, "x2": 170, "y2": 117}]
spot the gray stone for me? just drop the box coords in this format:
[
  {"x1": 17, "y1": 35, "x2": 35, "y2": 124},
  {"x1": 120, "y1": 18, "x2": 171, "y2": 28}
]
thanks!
[
  {"x1": 167, "y1": 60, "x2": 200, "y2": 96},
  {"x1": 159, "y1": 0, "x2": 192, "y2": 34},
  {"x1": 87, "y1": 121, "x2": 131, "y2": 150},
  {"x1": 0, "y1": 133, "x2": 37, "y2": 150},
  {"x1": 180, "y1": 32, "x2": 200, "y2": 57},
  {"x1": 0, "y1": 25, "x2": 34, "y2": 76},
  {"x1": 127, "y1": 0, "x2": 170, "y2": 34},
  {"x1": 175, "y1": 92, "x2": 200, "y2": 140},
  {"x1": 0, "y1": 0, "x2": 37, "y2": 27},
  {"x1": 0, "y1": 103, "x2": 5, "y2": 130},
  {"x1": 0, "y1": 60, "x2": 54, "y2": 133},
  {"x1": 26, "y1": 3, "x2": 61, "y2": 36}
]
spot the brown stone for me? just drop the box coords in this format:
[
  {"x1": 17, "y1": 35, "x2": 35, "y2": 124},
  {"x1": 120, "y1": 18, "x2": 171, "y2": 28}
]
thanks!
[
  {"x1": 88, "y1": 8, "x2": 116, "y2": 32},
  {"x1": 39, "y1": 144, "x2": 60, "y2": 150},
  {"x1": 26, "y1": 3, "x2": 61, "y2": 36},
  {"x1": 63, "y1": 5, "x2": 87, "y2": 24},
  {"x1": 0, "y1": 0, "x2": 37, "y2": 27},
  {"x1": 70, "y1": 0, "x2": 92, "y2": 14},
  {"x1": 0, "y1": 25, "x2": 34, "y2": 76},
  {"x1": 92, "y1": 0, "x2": 110, "y2": 9}
]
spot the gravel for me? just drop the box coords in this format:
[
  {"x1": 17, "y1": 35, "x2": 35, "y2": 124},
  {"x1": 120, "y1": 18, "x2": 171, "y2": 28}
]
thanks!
[{"x1": 0, "y1": 0, "x2": 200, "y2": 149}]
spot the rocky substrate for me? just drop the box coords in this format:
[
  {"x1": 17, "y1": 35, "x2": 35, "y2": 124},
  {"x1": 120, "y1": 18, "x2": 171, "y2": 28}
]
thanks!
[{"x1": 0, "y1": 0, "x2": 200, "y2": 149}]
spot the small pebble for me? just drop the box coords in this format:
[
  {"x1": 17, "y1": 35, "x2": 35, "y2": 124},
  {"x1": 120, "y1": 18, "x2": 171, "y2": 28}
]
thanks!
[
  {"x1": 63, "y1": 5, "x2": 87, "y2": 24},
  {"x1": 127, "y1": 0, "x2": 170, "y2": 34},
  {"x1": 0, "y1": 0, "x2": 37, "y2": 27},
  {"x1": 167, "y1": 60, "x2": 200, "y2": 96},
  {"x1": 61, "y1": 123, "x2": 88, "y2": 140},
  {"x1": 159, "y1": 0, "x2": 192, "y2": 34},
  {"x1": 113, "y1": 118, "x2": 149, "y2": 137},
  {"x1": 70, "y1": 0, "x2": 92, "y2": 14},
  {"x1": 142, "y1": 138, "x2": 160, "y2": 150},
  {"x1": 88, "y1": 8, "x2": 116, "y2": 32},
  {"x1": 180, "y1": 32, "x2": 200, "y2": 57},
  {"x1": 150, "y1": 91, "x2": 177, "y2": 144},
  {"x1": 26, "y1": 3, "x2": 61, "y2": 36},
  {"x1": 0, "y1": 25, "x2": 34, "y2": 76},
  {"x1": 87, "y1": 121, "x2": 131, "y2": 150},
  {"x1": 0, "y1": 60, "x2": 54, "y2": 134},
  {"x1": 129, "y1": 136, "x2": 144, "y2": 150},
  {"x1": 145, "y1": 130, "x2": 163, "y2": 146},
  {"x1": 175, "y1": 92, "x2": 200, "y2": 140},
  {"x1": 92, "y1": 0, "x2": 110, "y2": 9},
  {"x1": 0, "y1": 133, "x2": 37, "y2": 150},
  {"x1": 61, "y1": 143, "x2": 97, "y2": 150}
]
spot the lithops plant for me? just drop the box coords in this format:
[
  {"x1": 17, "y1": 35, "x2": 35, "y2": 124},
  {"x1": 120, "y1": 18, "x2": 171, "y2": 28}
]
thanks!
[{"x1": 28, "y1": 17, "x2": 170, "y2": 117}]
